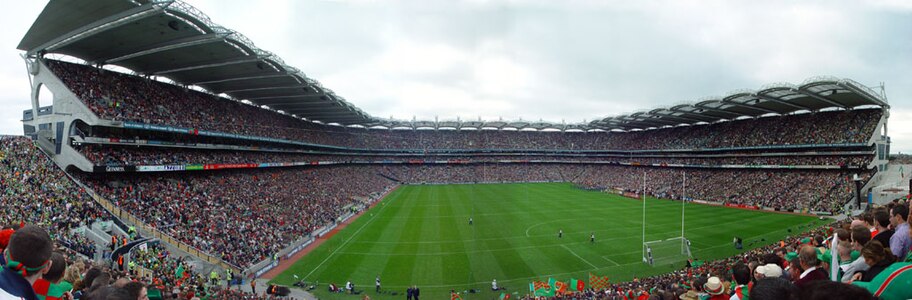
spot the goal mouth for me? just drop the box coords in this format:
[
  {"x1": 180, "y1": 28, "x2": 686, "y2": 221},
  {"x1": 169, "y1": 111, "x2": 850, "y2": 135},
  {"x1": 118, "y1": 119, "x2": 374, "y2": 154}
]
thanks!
[{"x1": 643, "y1": 237, "x2": 692, "y2": 266}]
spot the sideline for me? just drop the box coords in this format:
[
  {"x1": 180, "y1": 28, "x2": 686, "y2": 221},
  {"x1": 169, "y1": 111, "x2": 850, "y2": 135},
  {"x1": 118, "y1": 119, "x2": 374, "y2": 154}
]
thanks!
[{"x1": 260, "y1": 185, "x2": 401, "y2": 279}]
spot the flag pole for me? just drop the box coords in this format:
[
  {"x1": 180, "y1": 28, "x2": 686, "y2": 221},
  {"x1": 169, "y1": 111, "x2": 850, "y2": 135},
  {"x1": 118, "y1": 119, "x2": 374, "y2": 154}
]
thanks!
[
  {"x1": 642, "y1": 170, "x2": 646, "y2": 260},
  {"x1": 682, "y1": 171, "x2": 686, "y2": 252}
]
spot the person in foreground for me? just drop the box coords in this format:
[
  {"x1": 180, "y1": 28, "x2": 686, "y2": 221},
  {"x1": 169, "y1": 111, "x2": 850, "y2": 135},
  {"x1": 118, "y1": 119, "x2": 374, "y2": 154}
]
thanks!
[{"x1": 0, "y1": 225, "x2": 53, "y2": 300}]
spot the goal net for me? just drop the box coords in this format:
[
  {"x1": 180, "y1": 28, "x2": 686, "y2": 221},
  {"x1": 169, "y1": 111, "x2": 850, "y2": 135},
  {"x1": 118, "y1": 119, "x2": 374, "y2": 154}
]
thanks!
[{"x1": 643, "y1": 237, "x2": 692, "y2": 266}]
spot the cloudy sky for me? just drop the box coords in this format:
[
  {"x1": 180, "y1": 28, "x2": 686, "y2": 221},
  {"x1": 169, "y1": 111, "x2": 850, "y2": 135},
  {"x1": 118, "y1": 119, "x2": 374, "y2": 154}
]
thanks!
[{"x1": 2, "y1": 0, "x2": 911, "y2": 152}]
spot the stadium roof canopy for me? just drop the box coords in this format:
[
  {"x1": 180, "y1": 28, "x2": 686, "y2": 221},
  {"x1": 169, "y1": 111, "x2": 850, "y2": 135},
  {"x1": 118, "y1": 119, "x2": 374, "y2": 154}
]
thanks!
[
  {"x1": 589, "y1": 77, "x2": 889, "y2": 131},
  {"x1": 17, "y1": 0, "x2": 371, "y2": 124},
  {"x1": 18, "y1": 0, "x2": 889, "y2": 131}
]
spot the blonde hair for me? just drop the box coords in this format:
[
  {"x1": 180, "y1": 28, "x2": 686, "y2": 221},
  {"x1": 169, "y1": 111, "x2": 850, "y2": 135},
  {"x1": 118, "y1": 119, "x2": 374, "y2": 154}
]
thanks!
[{"x1": 63, "y1": 265, "x2": 81, "y2": 284}]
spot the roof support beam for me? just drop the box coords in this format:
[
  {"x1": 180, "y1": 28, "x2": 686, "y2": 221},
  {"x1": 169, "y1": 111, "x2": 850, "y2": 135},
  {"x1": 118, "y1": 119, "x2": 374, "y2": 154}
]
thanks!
[
  {"x1": 654, "y1": 112, "x2": 706, "y2": 124},
  {"x1": 793, "y1": 88, "x2": 848, "y2": 109},
  {"x1": 220, "y1": 84, "x2": 306, "y2": 94},
  {"x1": 692, "y1": 105, "x2": 746, "y2": 118},
  {"x1": 191, "y1": 74, "x2": 290, "y2": 85},
  {"x1": 719, "y1": 101, "x2": 778, "y2": 114},
  {"x1": 101, "y1": 34, "x2": 226, "y2": 64},
  {"x1": 30, "y1": 3, "x2": 166, "y2": 56},
  {"x1": 245, "y1": 94, "x2": 324, "y2": 101},
  {"x1": 282, "y1": 107, "x2": 350, "y2": 113},
  {"x1": 645, "y1": 117, "x2": 681, "y2": 126},
  {"x1": 152, "y1": 56, "x2": 262, "y2": 75},
  {"x1": 256, "y1": 100, "x2": 333, "y2": 107},
  {"x1": 667, "y1": 109, "x2": 720, "y2": 123},
  {"x1": 752, "y1": 93, "x2": 814, "y2": 111}
]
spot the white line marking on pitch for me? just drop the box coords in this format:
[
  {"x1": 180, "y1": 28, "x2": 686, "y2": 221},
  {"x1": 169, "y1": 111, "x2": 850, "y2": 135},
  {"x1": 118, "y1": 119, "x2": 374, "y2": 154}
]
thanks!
[
  {"x1": 600, "y1": 256, "x2": 621, "y2": 266},
  {"x1": 561, "y1": 245, "x2": 598, "y2": 269},
  {"x1": 301, "y1": 190, "x2": 398, "y2": 280}
]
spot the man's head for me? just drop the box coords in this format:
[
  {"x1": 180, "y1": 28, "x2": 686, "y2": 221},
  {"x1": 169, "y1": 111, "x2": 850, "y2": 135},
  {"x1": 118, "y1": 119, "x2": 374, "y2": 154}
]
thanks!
[
  {"x1": 762, "y1": 253, "x2": 782, "y2": 267},
  {"x1": 890, "y1": 204, "x2": 908, "y2": 227},
  {"x1": 41, "y1": 252, "x2": 66, "y2": 283},
  {"x1": 4, "y1": 225, "x2": 53, "y2": 283},
  {"x1": 787, "y1": 256, "x2": 802, "y2": 279},
  {"x1": 798, "y1": 245, "x2": 819, "y2": 270},
  {"x1": 862, "y1": 212, "x2": 875, "y2": 228},
  {"x1": 873, "y1": 208, "x2": 891, "y2": 230},
  {"x1": 774, "y1": 248, "x2": 786, "y2": 259},
  {"x1": 749, "y1": 277, "x2": 798, "y2": 300},
  {"x1": 851, "y1": 225, "x2": 871, "y2": 251},
  {"x1": 124, "y1": 281, "x2": 149, "y2": 300},
  {"x1": 732, "y1": 262, "x2": 751, "y2": 285}
]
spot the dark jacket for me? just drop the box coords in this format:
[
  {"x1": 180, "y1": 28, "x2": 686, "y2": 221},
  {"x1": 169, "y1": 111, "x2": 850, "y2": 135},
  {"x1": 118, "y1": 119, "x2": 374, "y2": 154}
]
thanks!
[
  {"x1": 861, "y1": 258, "x2": 895, "y2": 282},
  {"x1": 795, "y1": 268, "x2": 828, "y2": 289},
  {"x1": 0, "y1": 267, "x2": 39, "y2": 300}
]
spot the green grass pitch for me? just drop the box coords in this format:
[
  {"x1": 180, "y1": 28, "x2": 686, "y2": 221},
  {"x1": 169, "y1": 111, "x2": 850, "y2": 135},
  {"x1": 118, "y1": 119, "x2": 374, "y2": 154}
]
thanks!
[{"x1": 271, "y1": 183, "x2": 826, "y2": 299}]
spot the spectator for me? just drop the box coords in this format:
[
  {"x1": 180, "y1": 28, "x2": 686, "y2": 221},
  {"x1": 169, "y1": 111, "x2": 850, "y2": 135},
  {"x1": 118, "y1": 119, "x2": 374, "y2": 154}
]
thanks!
[
  {"x1": 889, "y1": 204, "x2": 910, "y2": 260},
  {"x1": 749, "y1": 277, "x2": 797, "y2": 300},
  {"x1": 798, "y1": 280, "x2": 874, "y2": 300},
  {"x1": 795, "y1": 245, "x2": 826, "y2": 289},
  {"x1": 871, "y1": 207, "x2": 893, "y2": 250},
  {"x1": 854, "y1": 241, "x2": 896, "y2": 282},
  {"x1": 841, "y1": 225, "x2": 872, "y2": 283},
  {"x1": 0, "y1": 225, "x2": 54, "y2": 300},
  {"x1": 729, "y1": 262, "x2": 751, "y2": 300},
  {"x1": 851, "y1": 262, "x2": 912, "y2": 299},
  {"x1": 31, "y1": 252, "x2": 67, "y2": 300}
]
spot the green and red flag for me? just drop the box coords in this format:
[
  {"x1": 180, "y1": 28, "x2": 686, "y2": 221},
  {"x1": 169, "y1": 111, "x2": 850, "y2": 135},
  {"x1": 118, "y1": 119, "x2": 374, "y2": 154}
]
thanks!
[
  {"x1": 530, "y1": 281, "x2": 555, "y2": 297},
  {"x1": 498, "y1": 292, "x2": 511, "y2": 300},
  {"x1": 549, "y1": 278, "x2": 568, "y2": 294},
  {"x1": 569, "y1": 278, "x2": 585, "y2": 291},
  {"x1": 589, "y1": 273, "x2": 610, "y2": 290}
]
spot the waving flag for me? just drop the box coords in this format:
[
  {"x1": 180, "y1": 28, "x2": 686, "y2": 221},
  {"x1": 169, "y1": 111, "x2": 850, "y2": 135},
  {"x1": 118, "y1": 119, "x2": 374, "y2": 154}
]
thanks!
[
  {"x1": 589, "y1": 273, "x2": 610, "y2": 290},
  {"x1": 530, "y1": 281, "x2": 555, "y2": 297},
  {"x1": 570, "y1": 278, "x2": 585, "y2": 291}
]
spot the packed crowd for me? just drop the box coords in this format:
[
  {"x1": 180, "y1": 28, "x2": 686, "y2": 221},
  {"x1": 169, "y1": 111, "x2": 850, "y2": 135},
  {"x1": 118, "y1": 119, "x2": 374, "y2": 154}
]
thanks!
[
  {"x1": 0, "y1": 224, "x2": 287, "y2": 300},
  {"x1": 1, "y1": 132, "x2": 898, "y2": 299},
  {"x1": 0, "y1": 136, "x2": 109, "y2": 257},
  {"x1": 520, "y1": 201, "x2": 912, "y2": 299},
  {"x1": 76, "y1": 143, "x2": 873, "y2": 168},
  {"x1": 82, "y1": 166, "x2": 396, "y2": 268},
  {"x1": 48, "y1": 59, "x2": 883, "y2": 151},
  {"x1": 75, "y1": 162, "x2": 866, "y2": 272},
  {"x1": 380, "y1": 164, "x2": 866, "y2": 213},
  {"x1": 572, "y1": 165, "x2": 871, "y2": 213},
  {"x1": 130, "y1": 242, "x2": 287, "y2": 299}
]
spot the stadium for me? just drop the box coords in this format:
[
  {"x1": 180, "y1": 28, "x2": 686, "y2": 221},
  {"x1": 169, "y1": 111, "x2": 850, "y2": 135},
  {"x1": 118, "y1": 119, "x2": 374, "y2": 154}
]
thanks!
[{"x1": 2, "y1": 0, "x2": 911, "y2": 300}]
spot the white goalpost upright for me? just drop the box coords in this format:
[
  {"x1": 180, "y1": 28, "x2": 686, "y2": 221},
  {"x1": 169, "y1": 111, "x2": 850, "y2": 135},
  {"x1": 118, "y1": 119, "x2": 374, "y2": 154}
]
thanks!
[{"x1": 642, "y1": 171, "x2": 692, "y2": 266}]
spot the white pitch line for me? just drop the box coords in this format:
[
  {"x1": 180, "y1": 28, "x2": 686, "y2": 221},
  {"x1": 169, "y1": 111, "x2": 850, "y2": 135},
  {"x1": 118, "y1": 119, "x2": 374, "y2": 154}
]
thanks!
[
  {"x1": 561, "y1": 245, "x2": 598, "y2": 269},
  {"x1": 601, "y1": 256, "x2": 621, "y2": 267},
  {"x1": 300, "y1": 190, "x2": 398, "y2": 280}
]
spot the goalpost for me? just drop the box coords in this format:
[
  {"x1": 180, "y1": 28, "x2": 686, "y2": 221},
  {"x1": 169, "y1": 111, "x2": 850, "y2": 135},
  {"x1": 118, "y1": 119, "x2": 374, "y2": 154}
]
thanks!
[
  {"x1": 641, "y1": 171, "x2": 692, "y2": 266},
  {"x1": 643, "y1": 237, "x2": 692, "y2": 266}
]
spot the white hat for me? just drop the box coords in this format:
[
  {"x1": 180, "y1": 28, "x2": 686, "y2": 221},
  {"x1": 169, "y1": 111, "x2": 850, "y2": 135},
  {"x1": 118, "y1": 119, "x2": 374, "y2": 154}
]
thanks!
[
  {"x1": 758, "y1": 263, "x2": 783, "y2": 278},
  {"x1": 703, "y1": 277, "x2": 724, "y2": 296}
]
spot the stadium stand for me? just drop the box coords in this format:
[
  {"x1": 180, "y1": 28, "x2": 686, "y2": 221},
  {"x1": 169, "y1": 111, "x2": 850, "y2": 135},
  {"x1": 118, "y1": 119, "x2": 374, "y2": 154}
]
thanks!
[
  {"x1": 41, "y1": 58, "x2": 887, "y2": 276},
  {"x1": 73, "y1": 143, "x2": 872, "y2": 167},
  {"x1": 0, "y1": 136, "x2": 108, "y2": 253},
  {"x1": 47, "y1": 59, "x2": 882, "y2": 151},
  {"x1": 81, "y1": 166, "x2": 395, "y2": 268},
  {"x1": 13, "y1": 1, "x2": 898, "y2": 299}
]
